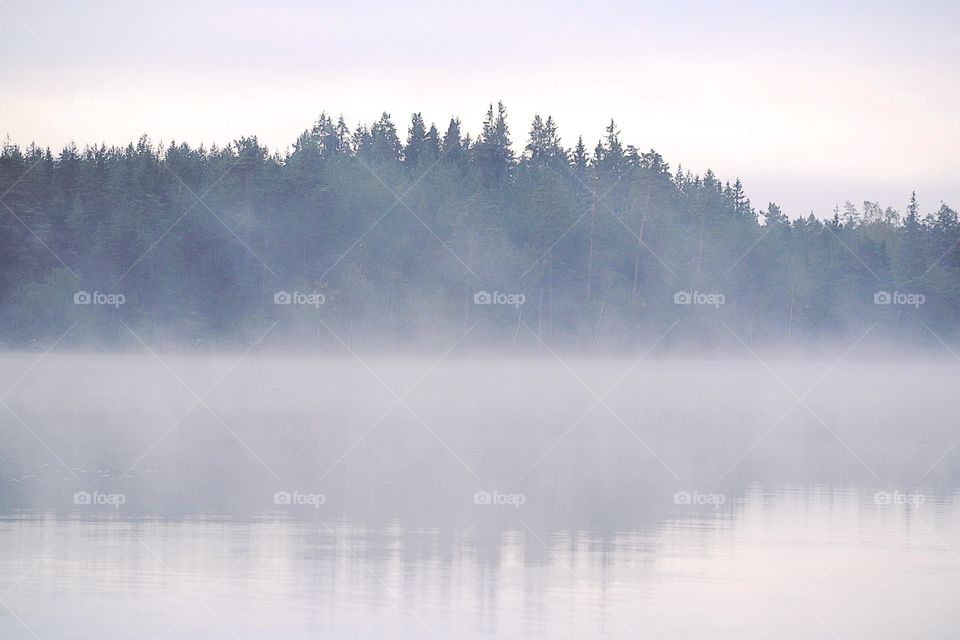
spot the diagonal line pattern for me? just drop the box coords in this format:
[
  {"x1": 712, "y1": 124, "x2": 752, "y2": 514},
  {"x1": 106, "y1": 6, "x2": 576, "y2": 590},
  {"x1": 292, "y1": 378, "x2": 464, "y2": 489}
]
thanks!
[
  {"x1": 921, "y1": 234, "x2": 960, "y2": 279},
  {"x1": 828, "y1": 225, "x2": 881, "y2": 282},
  {"x1": 335, "y1": 520, "x2": 478, "y2": 640},
  {"x1": 317, "y1": 319, "x2": 481, "y2": 481},
  {"x1": 126, "y1": 0, "x2": 200, "y2": 66},
  {"x1": 0, "y1": 522, "x2": 79, "y2": 601},
  {"x1": 918, "y1": 322, "x2": 960, "y2": 478},
  {"x1": 518, "y1": 168, "x2": 626, "y2": 281},
  {"x1": 0, "y1": 600, "x2": 43, "y2": 640},
  {"x1": 594, "y1": 195, "x2": 682, "y2": 283},
  {"x1": 0, "y1": 520, "x2": 80, "y2": 640},
  {"x1": 317, "y1": 520, "x2": 450, "y2": 640},
  {"x1": 720, "y1": 223, "x2": 774, "y2": 280},
  {"x1": 0, "y1": 155, "x2": 44, "y2": 201},
  {"x1": 755, "y1": 519, "x2": 884, "y2": 639},
  {"x1": 135, "y1": 521, "x2": 280, "y2": 640},
  {"x1": 0, "y1": 0, "x2": 80, "y2": 80},
  {"x1": 0, "y1": 201, "x2": 81, "y2": 280},
  {"x1": 356, "y1": 155, "x2": 480, "y2": 281},
  {"x1": 719, "y1": 321, "x2": 880, "y2": 480},
  {"x1": 319, "y1": 145, "x2": 455, "y2": 282},
  {"x1": 119, "y1": 157, "x2": 242, "y2": 280},
  {"x1": 0, "y1": 319, "x2": 77, "y2": 401},
  {"x1": 518, "y1": 320, "x2": 681, "y2": 480},
  {"x1": 517, "y1": 518, "x2": 667, "y2": 640},
  {"x1": 0, "y1": 320, "x2": 82, "y2": 480},
  {"x1": 0, "y1": 399, "x2": 81, "y2": 480},
  {"x1": 563, "y1": 163, "x2": 682, "y2": 283},
  {"x1": 160, "y1": 161, "x2": 280, "y2": 279},
  {"x1": 354, "y1": 522, "x2": 479, "y2": 640},
  {"x1": 122, "y1": 521, "x2": 263, "y2": 640},
  {"x1": 119, "y1": 319, "x2": 280, "y2": 479}
]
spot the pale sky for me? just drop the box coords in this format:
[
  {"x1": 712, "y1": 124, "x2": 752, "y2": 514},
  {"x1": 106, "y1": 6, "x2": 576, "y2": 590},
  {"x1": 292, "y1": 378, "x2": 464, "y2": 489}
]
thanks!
[{"x1": 2, "y1": 0, "x2": 958, "y2": 218}]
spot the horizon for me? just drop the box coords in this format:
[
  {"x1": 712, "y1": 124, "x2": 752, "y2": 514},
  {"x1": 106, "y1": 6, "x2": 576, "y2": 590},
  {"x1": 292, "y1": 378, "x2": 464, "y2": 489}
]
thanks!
[
  {"x1": 2, "y1": 0, "x2": 959, "y2": 218},
  {"x1": 1, "y1": 104, "x2": 953, "y2": 224}
]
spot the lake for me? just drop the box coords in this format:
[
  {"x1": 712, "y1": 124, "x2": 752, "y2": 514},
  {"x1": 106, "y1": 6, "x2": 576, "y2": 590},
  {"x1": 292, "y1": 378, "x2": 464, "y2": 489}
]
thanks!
[{"x1": 1, "y1": 353, "x2": 958, "y2": 638}]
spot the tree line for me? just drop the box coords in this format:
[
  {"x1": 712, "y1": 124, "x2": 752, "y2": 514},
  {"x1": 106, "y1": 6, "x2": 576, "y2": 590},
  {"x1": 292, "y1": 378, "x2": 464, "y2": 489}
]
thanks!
[{"x1": 1, "y1": 103, "x2": 958, "y2": 350}]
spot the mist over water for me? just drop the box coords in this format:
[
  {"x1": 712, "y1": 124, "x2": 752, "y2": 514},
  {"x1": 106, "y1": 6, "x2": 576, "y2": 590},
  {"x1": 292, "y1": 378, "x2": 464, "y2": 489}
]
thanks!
[
  {"x1": 3, "y1": 0, "x2": 959, "y2": 634},
  {"x1": 1, "y1": 352, "x2": 958, "y2": 638},
  {"x1": 3, "y1": 352, "x2": 958, "y2": 517}
]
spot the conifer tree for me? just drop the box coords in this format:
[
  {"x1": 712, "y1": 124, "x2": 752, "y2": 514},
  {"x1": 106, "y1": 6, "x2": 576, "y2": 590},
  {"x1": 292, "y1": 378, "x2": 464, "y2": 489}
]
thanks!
[{"x1": 404, "y1": 113, "x2": 427, "y2": 168}]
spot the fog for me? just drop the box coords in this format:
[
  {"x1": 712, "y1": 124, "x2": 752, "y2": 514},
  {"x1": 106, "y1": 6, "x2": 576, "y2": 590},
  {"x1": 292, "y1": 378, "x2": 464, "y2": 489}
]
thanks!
[
  {"x1": 3, "y1": 352, "x2": 956, "y2": 527},
  {"x1": 3, "y1": 2, "x2": 959, "y2": 633},
  {"x1": 4, "y1": 349, "x2": 959, "y2": 637}
]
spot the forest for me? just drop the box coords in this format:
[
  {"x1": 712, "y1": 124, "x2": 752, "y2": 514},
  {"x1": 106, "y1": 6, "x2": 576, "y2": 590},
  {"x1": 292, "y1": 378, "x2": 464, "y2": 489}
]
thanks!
[{"x1": 1, "y1": 103, "x2": 957, "y2": 350}]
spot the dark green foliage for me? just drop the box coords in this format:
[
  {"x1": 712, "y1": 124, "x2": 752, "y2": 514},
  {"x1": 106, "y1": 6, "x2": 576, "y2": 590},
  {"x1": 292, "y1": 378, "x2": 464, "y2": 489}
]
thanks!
[{"x1": 0, "y1": 107, "x2": 957, "y2": 349}]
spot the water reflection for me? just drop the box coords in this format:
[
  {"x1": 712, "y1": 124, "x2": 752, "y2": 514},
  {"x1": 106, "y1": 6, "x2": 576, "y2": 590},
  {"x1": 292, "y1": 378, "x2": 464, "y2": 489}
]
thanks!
[
  {"x1": 2, "y1": 354, "x2": 959, "y2": 637},
  {"x1": 1, "y1": 487, "x2": 958, "y2": 639}
]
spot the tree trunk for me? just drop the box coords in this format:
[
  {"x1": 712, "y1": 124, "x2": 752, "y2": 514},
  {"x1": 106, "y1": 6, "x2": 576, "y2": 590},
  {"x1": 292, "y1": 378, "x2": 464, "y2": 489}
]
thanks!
[
  {"x1": 695, "y1": 217, "x2": 705, "y2": 286},
  {"x1": 586, "y1": 191, "x2": 596, "y2": 301},
  {"x1": 632, "y1": 217, "x2": 646, "y2": 300},
  {"x1": 594, "y1": 300, "x2": 605, "y2": 346},
  {"x1": 513, "y1": 304, "x2": 523, "y2": 344},
  {"x1": 465, "y1": 226, "x2": 476, "y2": 331},
  {"x1": 537, "y1": 280, "x2": 544, "y2": 337},
  {"x1": 632, "y1": 185, "x2": 651, "y2": 300}
]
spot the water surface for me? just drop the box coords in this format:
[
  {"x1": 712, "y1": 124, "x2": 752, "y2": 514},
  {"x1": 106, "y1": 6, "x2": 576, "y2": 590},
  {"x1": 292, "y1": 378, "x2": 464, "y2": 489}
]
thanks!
[{"x1": 1, "y1": 354, "x2": 958, "y2": 638}]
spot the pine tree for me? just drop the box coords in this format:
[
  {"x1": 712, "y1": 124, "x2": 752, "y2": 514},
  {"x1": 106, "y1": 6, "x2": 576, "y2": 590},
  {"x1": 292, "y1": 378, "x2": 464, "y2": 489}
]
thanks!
[
  {"x1": 424, "y1": 123, "x2": 441, "y2": 162},
  {"x1": 906, "y1": 191, "x2": 920, "y2": 227},
  {"x1": 842, "y1": 201, "x2": 860, "y2": 227},
  {"x1": 599, "y1": 119, "x2": 624, "y2": 174},
  {"x1": 2, "y1": 104, "x2": 958, "y2": 347},
  {"x1": 404, "y1": 113, "x2": 427, "y2": 168},
  {"x1": 572, "y1": 136, "x2": 588, "y2": 171},
  {"x1": 442, "y1": 117, "x2": 464, "y2": 167},
  {"x1": 475, "y1": 102, "x2": 514, "y2": 187},
  {"x1": 763, "y1": 202, "x2": 788, "y2": 226},
  {"x1": 367, "y1": 113, "x2": 402, "y2": 163}
]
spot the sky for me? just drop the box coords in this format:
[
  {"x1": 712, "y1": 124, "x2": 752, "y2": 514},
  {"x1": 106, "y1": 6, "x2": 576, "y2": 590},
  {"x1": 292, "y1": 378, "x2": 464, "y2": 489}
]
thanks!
[{"x1": 1, "y1": 0, "x2": 958, "y2": 218}]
